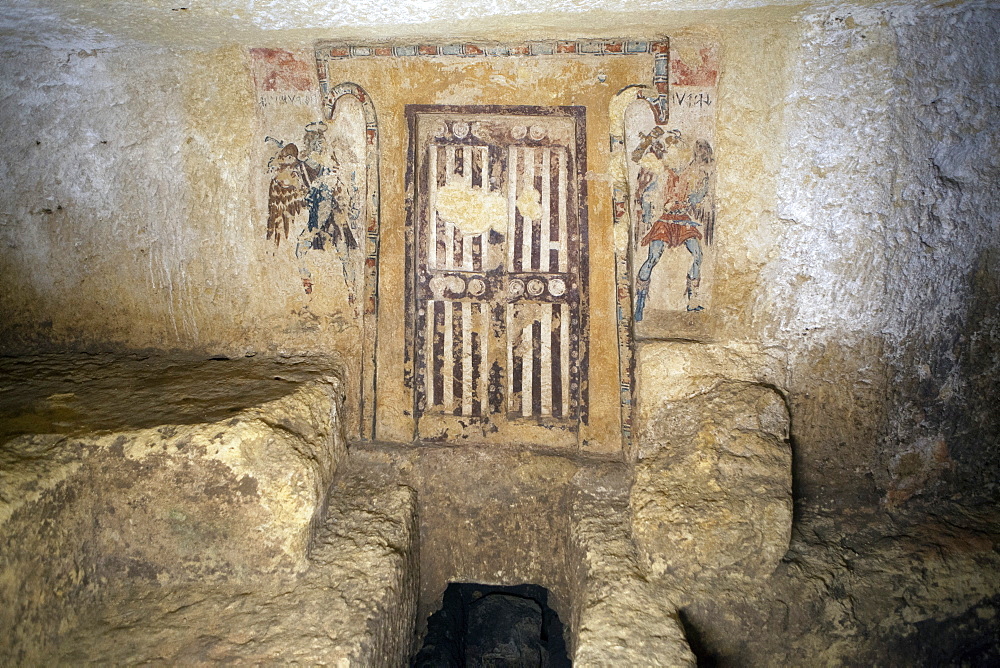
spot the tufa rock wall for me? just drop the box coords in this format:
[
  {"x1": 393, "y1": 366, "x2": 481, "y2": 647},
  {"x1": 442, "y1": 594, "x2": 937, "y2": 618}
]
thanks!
[
  {"x1": 2, "y1": 2, "x2": 993, "y2": 504},
  {"x1": 750, "y1": 1, "x2": 1000, "y2": 506},
  {"x1": 0, "y1": 44, "x2": 361, "y2": 360}
]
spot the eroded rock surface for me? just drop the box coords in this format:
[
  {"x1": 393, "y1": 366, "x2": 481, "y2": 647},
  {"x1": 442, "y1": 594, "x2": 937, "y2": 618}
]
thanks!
[
  {"x1": 570, "y1": 480, "x2": 695, "y2": 667},
  {"x1": 631, "y1": 380, "x2": 793, "y2": 587},
  {"x1": 350, "y1": 443, "x2": 698, "y2": 666},
  {"x1": 47, "y1": 477, "x2": 418, "y2": 666},
  {"x1": 679, "y1": 500, "x2": 1000, "y2": 665},
  {"x1": 0, "y1": 353, "x2": 345, "y2": 442},
  {"x1": 0, "y1": 375, "x2": 423, "y2": 665}
]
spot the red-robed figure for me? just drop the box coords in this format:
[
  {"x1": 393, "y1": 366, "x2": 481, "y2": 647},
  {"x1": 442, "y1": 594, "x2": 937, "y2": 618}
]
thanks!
[
  {"x1": 632, "y1": 136, "x2": 714, "y2": 319},
  {"x1": 640, "y1": 202, "x2": 704, "y2": 249},
  {"x1": 634, "y1": 198, "x2": 704, "y2": 319}
]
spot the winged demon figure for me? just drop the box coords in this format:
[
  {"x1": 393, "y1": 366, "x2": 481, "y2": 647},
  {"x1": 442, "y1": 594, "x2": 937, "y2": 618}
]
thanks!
[{"x1": 266, "y1": 142, "x2": 311, "y2": 247}]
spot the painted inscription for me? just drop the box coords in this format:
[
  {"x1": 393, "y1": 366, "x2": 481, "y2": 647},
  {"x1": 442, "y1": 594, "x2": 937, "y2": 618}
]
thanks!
[{"x1": 257, "y1": 92, "x2": 321, "y2": 108}]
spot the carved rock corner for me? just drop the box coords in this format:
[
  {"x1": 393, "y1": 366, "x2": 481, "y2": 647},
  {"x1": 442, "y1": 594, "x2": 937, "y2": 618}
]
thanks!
[{"x1": 630, "y1": 380, "x2": 793, "y2": 591}]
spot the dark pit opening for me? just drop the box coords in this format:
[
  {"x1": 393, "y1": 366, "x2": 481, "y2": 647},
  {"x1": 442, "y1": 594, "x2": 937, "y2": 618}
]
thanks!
[{"x1": 412, "y1": 582, "x2": 572, "y2": 667}]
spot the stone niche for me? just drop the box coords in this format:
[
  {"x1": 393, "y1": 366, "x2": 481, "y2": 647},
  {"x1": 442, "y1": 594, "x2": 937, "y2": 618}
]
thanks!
[
  {"x1": 0, "y1": 34, "x2": 797, "y2": 665},
  {"x1": 247, "y1": 38, "x2": 794, "y2": 661}
]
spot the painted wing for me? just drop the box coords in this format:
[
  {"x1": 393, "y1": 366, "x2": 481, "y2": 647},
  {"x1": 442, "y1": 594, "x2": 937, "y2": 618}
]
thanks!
[{"x1": 267, "y1": 171, "x2": 307, "y2": 247}]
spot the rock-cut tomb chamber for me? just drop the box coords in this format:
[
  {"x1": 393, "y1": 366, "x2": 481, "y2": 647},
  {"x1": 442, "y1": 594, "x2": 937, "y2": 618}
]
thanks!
[{"x1": 0, "y1": 0, "x2": 999, "y2": 664}]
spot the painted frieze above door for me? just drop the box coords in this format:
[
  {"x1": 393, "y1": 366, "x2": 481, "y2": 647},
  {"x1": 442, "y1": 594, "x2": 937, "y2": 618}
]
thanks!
[{"x1": 407, "y1": 105, "x2": 589, "y2": 448}]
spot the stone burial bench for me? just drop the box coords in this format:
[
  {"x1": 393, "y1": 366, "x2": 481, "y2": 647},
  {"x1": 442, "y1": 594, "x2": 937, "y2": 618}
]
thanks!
[
  {"x1": 0, "y1": 378, "x2": 419, "y2": 666},
  {"x1": 631, "y1": 342, "x2": 795, "y2": 595}
]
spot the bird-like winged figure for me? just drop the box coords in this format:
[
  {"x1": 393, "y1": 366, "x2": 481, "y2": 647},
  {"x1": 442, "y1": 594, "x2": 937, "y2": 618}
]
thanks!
[{"x1": 266, "y1": 142, "x2": 313, "y2": 247}]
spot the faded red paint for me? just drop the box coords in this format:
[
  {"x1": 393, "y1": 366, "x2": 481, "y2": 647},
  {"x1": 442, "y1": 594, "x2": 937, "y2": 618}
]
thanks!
[
  {"x1": 672, "y1": 46, "x2": 719, "y2": 87},
  {"x1": 250, "y1": 48, "x2": 314, "y2": 91}
]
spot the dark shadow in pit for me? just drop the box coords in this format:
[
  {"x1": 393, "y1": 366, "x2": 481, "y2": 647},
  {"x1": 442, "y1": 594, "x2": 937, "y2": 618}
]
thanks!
[
  {"x1": 413, "y1": 582, "x2": 571, "y2": 668},
  {"x1": 677, "y1": 608, "x2": 720, "y2": 668}
]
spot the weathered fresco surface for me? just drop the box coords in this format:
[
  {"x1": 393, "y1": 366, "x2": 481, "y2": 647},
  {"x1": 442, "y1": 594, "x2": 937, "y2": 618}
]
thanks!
[
  {"x1": 303, "y1": 38, "x2": 720, "y2": 451},
  {"x1": 256, "y1": 52, "x2": 369, "y2": 309},
  {"x1": 265, "y1": 119, "x2": 366, "y2": 304},
  {"x1": 251, "y1": 48, "x2": 374, "y2": 438},
  {"x1": 312, "y1": 42, "x2": 668, "y2": 452},
  {"x1": 408, "y1": 105, "x2": 588, "y2": 448},
  {"x1": 626, "y1": 39, "x2": 718, "y2": 325}
]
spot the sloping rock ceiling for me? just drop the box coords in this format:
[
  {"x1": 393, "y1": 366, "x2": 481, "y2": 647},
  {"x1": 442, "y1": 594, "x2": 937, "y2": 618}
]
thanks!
[{"x1": 4, "y1": 0, "x2": 806, "y2": 48}]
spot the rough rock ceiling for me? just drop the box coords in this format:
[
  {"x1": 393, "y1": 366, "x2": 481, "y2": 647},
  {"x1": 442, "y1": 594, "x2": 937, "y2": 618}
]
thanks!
[{"x1": 1, "y1": 0, "x2": 802, "y2": 49}]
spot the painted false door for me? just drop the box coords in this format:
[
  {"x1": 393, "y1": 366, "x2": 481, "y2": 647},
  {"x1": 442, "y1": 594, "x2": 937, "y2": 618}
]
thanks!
[{"x1": 408, "y1": 105, "x2": 588, "y2": 448}]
